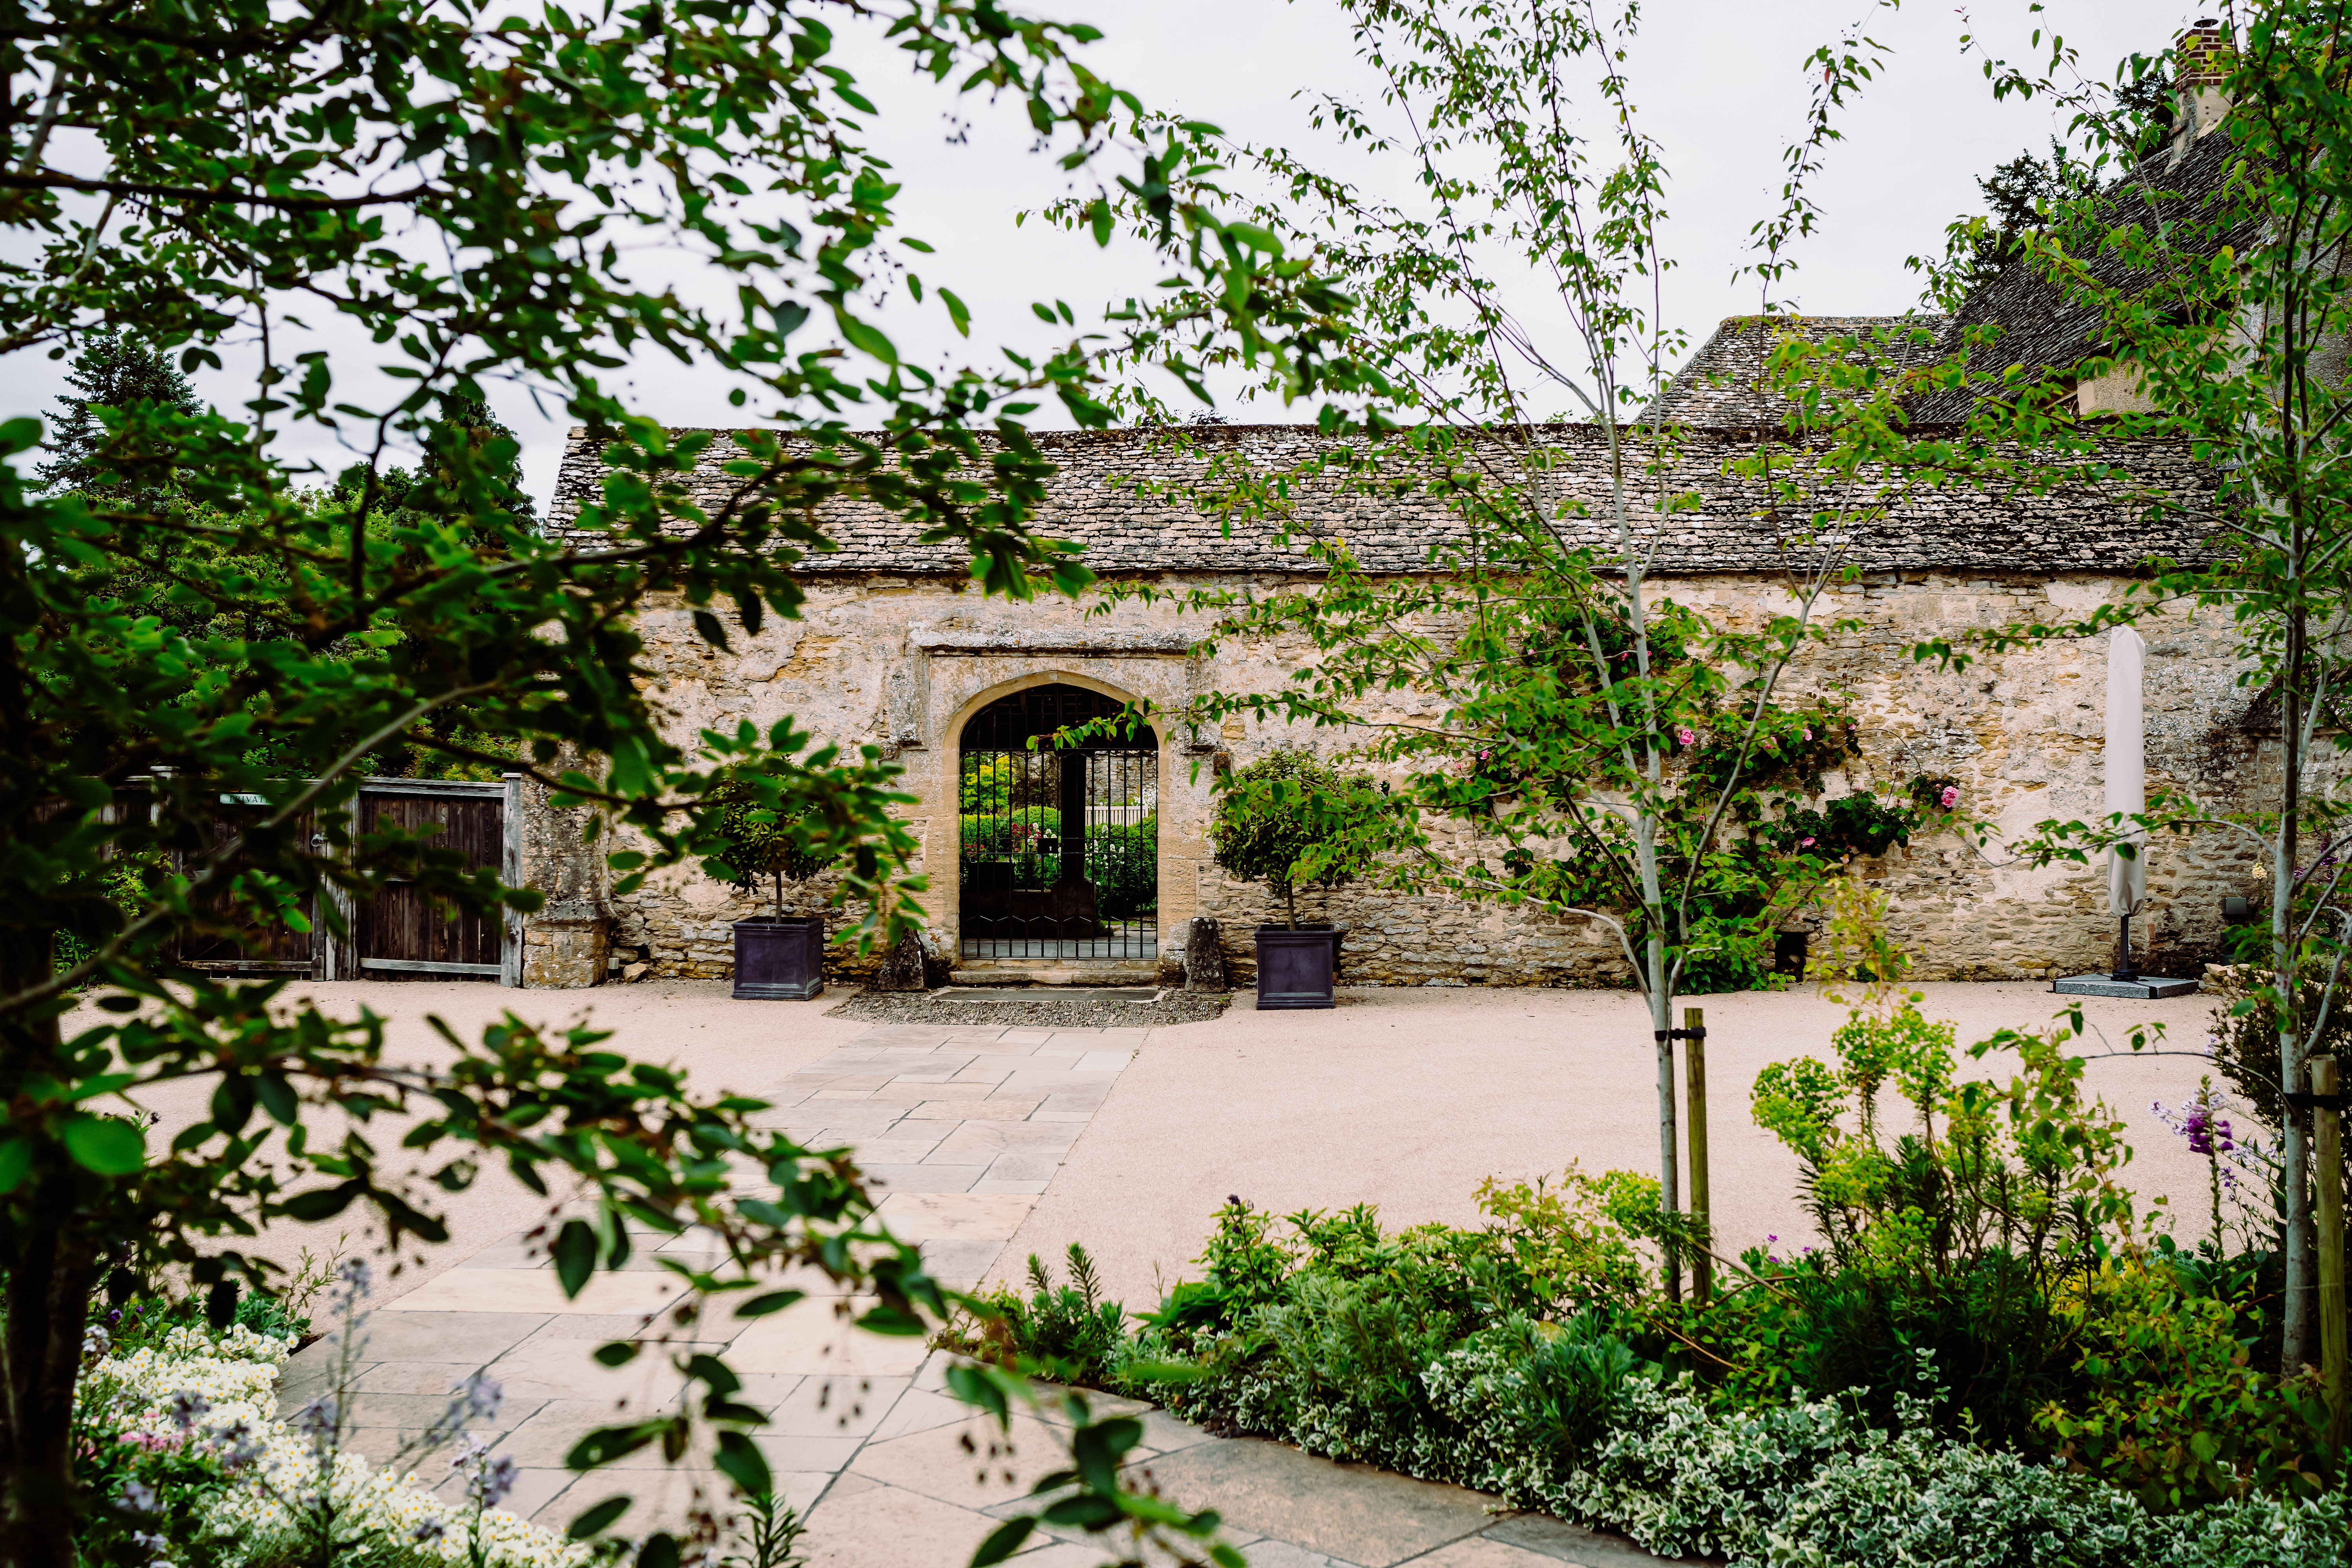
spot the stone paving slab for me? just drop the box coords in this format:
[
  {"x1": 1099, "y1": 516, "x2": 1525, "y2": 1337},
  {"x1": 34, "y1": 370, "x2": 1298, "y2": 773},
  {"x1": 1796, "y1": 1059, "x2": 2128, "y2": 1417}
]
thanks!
[{"x1": 275, "y1": 1018, "x2": 1687, "y2": 1566}]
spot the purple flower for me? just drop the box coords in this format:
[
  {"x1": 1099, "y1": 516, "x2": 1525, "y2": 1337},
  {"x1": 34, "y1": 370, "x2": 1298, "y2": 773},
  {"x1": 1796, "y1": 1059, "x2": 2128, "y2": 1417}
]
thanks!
[
  {"x1": 1939, "y1": 785, "x2": 1960, "y2": 809},
  {"x1": 118, "y1": 1481, "x2": 158, "y2": 1515},
  {"x1": 292, "y1": 1396, "x2": 338, "y2": 1443},
  {"x1": 107, "y1": 1309, "x2": 122, "y2": 1327},
  {"x1": 452, "y1": 1372, "x2": 503, "y2": 1422}
]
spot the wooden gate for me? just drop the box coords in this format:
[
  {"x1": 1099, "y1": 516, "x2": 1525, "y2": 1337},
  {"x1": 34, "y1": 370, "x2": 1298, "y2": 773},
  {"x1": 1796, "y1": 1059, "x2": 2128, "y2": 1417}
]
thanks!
[
  {"x1": 324, "y1": 777, "x2": 523, "y2": 985},
  {"x1": 167, "y1": 791, "x2": 320, "y2": 977}
]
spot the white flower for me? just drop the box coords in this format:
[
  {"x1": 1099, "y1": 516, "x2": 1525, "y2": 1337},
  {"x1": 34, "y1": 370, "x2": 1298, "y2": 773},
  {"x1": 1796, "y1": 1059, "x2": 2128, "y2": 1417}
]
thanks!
[{"x1": 85, "y1": 1322, "x2": 589, "y2": 1568}]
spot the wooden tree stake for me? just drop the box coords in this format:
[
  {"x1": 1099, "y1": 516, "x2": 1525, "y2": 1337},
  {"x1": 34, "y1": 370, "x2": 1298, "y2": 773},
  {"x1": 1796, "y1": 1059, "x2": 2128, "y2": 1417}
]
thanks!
[{"x1": 1686, "y1": 1006, "x2": 1712, "y2": 1304}]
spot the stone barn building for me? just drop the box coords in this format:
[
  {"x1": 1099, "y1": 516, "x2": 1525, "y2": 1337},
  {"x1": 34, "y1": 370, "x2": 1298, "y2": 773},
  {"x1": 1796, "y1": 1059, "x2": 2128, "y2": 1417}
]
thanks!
[
  {"x1": 520, "y1": 411, "x2": 2253, "y2": 993},
  {"x1": 513, "y1": 85, "x2": 2278, "y2": 992}
]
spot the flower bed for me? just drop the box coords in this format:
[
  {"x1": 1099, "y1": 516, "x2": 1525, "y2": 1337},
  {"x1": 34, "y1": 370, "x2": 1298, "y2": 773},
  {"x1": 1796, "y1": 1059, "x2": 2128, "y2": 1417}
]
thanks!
[
  {"x1": 958, "y1": 967, "x2": 2352, "y2": 1568},
  {"x1": 77, "y1": 1318, "x2": 587, "y2": 1568}
]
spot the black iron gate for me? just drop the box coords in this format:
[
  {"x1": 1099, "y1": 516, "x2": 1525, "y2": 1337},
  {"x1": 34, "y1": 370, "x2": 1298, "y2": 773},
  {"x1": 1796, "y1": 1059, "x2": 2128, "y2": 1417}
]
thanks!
[{"x1": 958, "y1": 685, "x2": 1157, "y2": 959}]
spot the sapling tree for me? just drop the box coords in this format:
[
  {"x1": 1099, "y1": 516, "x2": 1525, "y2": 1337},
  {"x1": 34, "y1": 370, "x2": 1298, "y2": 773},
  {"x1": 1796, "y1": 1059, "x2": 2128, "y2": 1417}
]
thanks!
[
  {"x1": 1206, "y1": 752, "x2": 1385, "y2": 929},
  {"x1": 1894, "y1": 1, "x2": 2352, "y2": 1371},
  {"x1": 701, "y1": 761, "x2": 842, "y2": 920},
  {"x1": 0, "y1": 1, "x2": 1367, "y2": 1561},
  {"x1": 1055, "y1": 0, "x2": 1945, "y2": 1292}
]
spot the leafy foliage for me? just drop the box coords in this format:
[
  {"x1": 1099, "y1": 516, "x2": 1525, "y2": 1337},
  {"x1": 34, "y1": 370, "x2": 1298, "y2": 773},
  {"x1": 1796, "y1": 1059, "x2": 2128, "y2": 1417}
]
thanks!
[
  {"x1": 699, "y1": 767, "x2": 842, "y2": 920},
  {"x1": 0, "y1": 0, "x2": 1373, "y2": 1560},
  {"x1": 1894, "y1": 1, "x2": 2352, "y2": 1371},
  {"x1": 1206, "y1": 753, "x2": 1384, "y2": 928},
  {"x1": 949, "y1": 1245, "x2": 1127, "y2": 1387}
]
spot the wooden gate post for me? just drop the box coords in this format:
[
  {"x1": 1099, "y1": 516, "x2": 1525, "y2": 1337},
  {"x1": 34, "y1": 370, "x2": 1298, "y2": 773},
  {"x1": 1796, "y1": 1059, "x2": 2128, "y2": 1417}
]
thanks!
[
  {"x1": 319, "y1": 792, "x2": 356, "y2": 981},
  {"x1": 2314, "y1": 1054, "x2": 2346, "y2": 1447},
  {"x1": 1685, "y1": 1006, "x2": 1712, "y2": 1305},
  {"x1": 501, "y1": 772, "x2": 524, "y2": 988}
]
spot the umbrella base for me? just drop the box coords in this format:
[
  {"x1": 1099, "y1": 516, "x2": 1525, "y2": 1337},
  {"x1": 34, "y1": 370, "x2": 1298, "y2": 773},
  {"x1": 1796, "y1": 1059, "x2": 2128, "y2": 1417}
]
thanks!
[{"x1": 2052, "y1": 973, "x2": 2198, "y2": 999}]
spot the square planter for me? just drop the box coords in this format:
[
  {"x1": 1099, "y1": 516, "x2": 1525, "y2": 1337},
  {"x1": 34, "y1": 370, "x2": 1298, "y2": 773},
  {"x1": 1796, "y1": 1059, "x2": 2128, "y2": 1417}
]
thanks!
[
  {"x1": 733, "y1": 916, "x2": 827, "y2": 1000},
  {"x1": 1255, "y1": 924, "x2": 1342, "y2": 1010}
]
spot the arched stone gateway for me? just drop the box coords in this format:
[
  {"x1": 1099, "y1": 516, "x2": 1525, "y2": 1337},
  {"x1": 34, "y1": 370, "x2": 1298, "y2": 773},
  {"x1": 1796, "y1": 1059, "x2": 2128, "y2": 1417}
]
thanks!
[{"x1": 957, "y1": 683, "x2": 1159, "y2": 961}]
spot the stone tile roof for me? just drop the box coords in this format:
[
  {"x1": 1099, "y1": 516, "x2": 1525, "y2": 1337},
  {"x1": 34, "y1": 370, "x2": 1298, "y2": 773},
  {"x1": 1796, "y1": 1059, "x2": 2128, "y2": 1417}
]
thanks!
[
  {"x1": 1912, "y1": 124, "x2": 2259, "y2": 421},
  {"x1": 1643, "y1": 315, "x2": 1950, "y2": 428},
  {"x1": 546, "y1": 422, "x2": 2220, "y2": 577}
]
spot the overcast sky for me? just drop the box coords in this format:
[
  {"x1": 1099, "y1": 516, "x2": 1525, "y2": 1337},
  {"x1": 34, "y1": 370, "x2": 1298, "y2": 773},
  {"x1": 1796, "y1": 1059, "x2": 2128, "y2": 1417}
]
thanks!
[{"x1": 11, "y1": 0, "x2": 2197, "y2": 510}]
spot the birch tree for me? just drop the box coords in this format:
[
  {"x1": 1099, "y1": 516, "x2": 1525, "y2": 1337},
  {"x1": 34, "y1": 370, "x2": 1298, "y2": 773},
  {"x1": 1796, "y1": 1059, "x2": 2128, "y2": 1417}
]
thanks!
[{"x1": 1062, "y1": 0, "x2": 1946, "y2": 1295}]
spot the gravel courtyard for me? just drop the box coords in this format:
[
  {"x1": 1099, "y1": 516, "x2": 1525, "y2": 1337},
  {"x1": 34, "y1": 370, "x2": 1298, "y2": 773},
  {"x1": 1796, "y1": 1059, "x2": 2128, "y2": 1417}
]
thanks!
[{"x1": 103, "y1": 975, "x2": 2230, "y2": 1315}]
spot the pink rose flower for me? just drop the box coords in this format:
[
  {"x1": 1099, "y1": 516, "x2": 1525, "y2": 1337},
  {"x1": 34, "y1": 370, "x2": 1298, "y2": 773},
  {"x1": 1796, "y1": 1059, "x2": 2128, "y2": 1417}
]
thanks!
[
  {"x1": 1939, "y1": 784, "x2": 1960, "y2": 809},
  {"x1": 1802, "y1": 727, "x2": 1812, "y2": 740},
  {"x1": 1676, "y1": 726, "x2": 1697, "y2": 747}
]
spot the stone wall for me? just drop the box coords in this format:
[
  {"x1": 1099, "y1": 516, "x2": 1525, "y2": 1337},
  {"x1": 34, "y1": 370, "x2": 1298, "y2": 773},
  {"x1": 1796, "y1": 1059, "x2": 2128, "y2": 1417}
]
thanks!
[{"x1": 524, "y1": 565, "x2": 2275, "y2": 989}]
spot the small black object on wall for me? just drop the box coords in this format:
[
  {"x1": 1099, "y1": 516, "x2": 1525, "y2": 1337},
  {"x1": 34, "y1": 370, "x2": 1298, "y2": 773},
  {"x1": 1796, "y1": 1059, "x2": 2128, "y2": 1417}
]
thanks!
[{"x1": 733, "y1": 916, "x2": 826, "y2": 1000}]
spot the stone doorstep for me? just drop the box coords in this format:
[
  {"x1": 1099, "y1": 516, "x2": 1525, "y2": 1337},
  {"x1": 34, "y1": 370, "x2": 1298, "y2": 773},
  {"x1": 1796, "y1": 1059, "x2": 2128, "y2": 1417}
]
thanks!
[
  {"x1": 933, "y1": 985, "x2": 1163, "y2": 1003},
  {"x1": 947, "y1": 962, "x2": 1160, "y2": 987}
]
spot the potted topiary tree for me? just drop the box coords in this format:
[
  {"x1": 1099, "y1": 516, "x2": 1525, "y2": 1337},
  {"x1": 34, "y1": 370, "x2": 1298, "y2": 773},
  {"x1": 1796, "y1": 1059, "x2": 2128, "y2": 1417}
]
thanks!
[
  {"x1": 705, "y1": 778, "x2": 836, "y2": 1000},
  {"x1": 1207, "y1": 752, "x2": 1383, "y2": 1009}
]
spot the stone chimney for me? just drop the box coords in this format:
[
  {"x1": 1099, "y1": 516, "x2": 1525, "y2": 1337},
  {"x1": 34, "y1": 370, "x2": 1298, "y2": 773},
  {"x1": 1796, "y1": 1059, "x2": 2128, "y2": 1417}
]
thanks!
[{"x1": 2169, "y1": 17, "x2": 2234, "y2": 167}]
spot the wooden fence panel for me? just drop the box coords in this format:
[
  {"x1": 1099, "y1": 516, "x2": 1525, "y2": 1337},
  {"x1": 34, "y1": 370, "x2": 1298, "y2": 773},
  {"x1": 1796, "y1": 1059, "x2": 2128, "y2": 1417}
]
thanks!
[
  {"x1": 170, "y1": 800, "x2": 320, "y2": 976},
  {"x1": 355, "y1": 782, "x2": 506, "y2": 978}
]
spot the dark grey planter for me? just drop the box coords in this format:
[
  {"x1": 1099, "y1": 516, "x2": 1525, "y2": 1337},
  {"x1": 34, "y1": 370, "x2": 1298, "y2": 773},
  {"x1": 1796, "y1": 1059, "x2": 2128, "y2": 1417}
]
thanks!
[
  {"x1": 733, "y1": 916, "x2": 826, "y2": 1000},
  {"x1": 1255, "y1": 924, "x2": 1341, "y2": 1010}
]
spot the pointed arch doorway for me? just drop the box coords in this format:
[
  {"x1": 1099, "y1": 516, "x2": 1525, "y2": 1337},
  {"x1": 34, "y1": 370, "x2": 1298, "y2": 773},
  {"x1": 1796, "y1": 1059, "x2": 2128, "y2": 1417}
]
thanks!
[{"x1": 957, "y1": 683, "x2": 1159, "y2": 960}]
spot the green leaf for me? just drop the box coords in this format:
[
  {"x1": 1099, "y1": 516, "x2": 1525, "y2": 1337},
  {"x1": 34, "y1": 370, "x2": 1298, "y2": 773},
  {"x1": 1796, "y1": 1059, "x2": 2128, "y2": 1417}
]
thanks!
[
  {"x1": 0, "y1": 1138, "x2": 30, "y2": 1194},
  {"x1": 553, "y1": 1219, "x2": 598, "y2": 1298},
  {"x1": 734, "y1": 1289, "x2": 806, "y2": 1318},
  {"x1": 969, "y1": 1517, "x2": 1034, "y2": 1567},
  {"x1": 856, "y1": 1303, "x2": 926, "y2": 1336},
  {"x1": 712, "y1": 1428, "x2": 772, "y2": 1497},
  {"x1": 691, "y1": 610, "x2": 731, "y2": 652},
  {"x1": 279, "y1": 1182, "x2": 362, "y2": 1222},
  {"x1": 211, "y1": 1076, "x2": 256, "y2": 1137},
  {"x1": 937, "y1": 288, "x2": 971, "y2": 338},
  {"x1": 566, "y1": 1496, "x2": 632, "y2": 1539},
  {"x1": 637, "y1": 1533, "x2": 680, "y2": 1568},
  {"x1": 568, "y1": 1422, "x2": 661, "y2": 1471},
  {"x1": 63, "y1": 1115, "x2": 145, "y2": 1175},
  {"x1": 835, "y1": 312, "x2": 898, "y2": 364},
  {"x1": 255, "y1": 1074, "x2": 298, "y2": 1126},
  {"x1": 592, "y1": 1341, "x2": 642, "y2": 1368}
]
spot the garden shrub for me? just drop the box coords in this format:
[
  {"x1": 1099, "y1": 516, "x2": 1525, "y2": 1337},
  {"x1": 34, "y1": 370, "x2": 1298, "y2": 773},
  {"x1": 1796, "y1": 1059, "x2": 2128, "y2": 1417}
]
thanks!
[
  {"x1": 1058, "y1": 1177, "x2": 2352, "y2": 1568},
  {"x1": 1206, "y1": 752, "x2": 1385, "y2": 928},
  {"x1": 2031, "y1": 1250, "x2": 2336, "y2": 1508},
  {"x1": 953, "y1": 1245, "x2": 1127, "y2": 1385},
  {"x1": 1091, "y1": 814, "x2": 1158, "y2": 917}
]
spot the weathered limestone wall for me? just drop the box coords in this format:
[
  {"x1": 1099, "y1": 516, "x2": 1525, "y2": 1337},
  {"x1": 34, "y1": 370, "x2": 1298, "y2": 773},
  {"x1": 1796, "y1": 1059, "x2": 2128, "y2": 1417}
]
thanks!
[{"x1": 534, "y1": 567, "x2": 2272, "y2": 988}]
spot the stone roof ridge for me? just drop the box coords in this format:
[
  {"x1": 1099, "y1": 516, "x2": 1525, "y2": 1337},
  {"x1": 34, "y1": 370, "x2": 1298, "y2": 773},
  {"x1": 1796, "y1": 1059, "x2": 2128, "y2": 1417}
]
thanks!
[
  {"x1": 1642, "y1": 313, "x2": 1951, "y2": 430},
  {"x1": 543, "y1": 420, "x2": 2217, "y2": 577}
]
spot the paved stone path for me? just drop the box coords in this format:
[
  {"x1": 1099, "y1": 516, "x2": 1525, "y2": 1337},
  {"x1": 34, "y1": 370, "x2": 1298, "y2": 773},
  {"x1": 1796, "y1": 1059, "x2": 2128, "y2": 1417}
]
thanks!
[{"x1": 278, "y1": 1020, "x2": 1682, "y2": 1567}]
